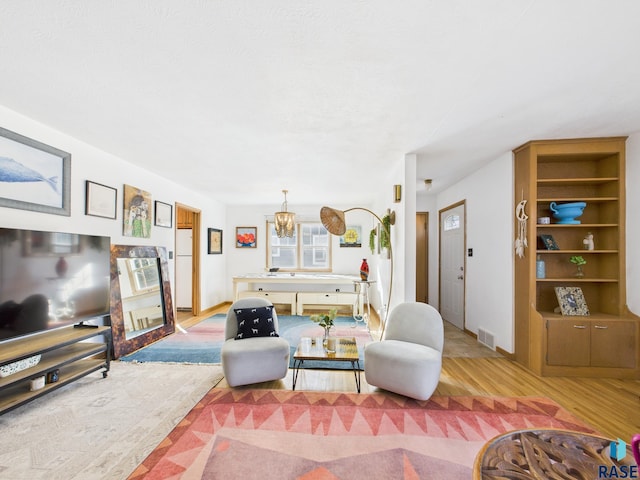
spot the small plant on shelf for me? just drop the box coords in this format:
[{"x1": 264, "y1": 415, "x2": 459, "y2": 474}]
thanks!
[{"x1": 569, "y1": 255, "x2": 587, "y2": 278}]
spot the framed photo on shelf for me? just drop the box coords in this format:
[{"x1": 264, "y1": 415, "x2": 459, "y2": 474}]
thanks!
[
  {"x1": 154, "y1": 201, "x2": 173, "y2": 228},
  {"x1": 236, "y1": 226, "x2": 257, "y2": 248},
  {"x1": 208, "y1": 228, "x2": 223, "y2": 254},
  {"x1": 0, "y1": 127, "x2": 71, "y2": 216},
  {"x1": 555, "y1": 286, "x2": 590, "y2": 316},
  {"x1": 540, "y1": 234, "x2": 559, "y2": 250},
  {"x1": 85, "y1": 180, "x2": 117, "y2": 219}
]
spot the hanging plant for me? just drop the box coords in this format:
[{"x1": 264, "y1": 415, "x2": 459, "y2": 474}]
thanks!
[
  {"x1": 379, "y1": 214, "x2": 391, "y2": 250},
  {"x1": 369, "y1": 228, "x2": 376, "y2": 254}
]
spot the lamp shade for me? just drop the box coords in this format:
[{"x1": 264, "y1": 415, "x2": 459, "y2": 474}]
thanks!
[
  {"x1": 320, "y1": 206, "x2": 347, "y2": 235},
  {"x1": 319, "y1": 204, "x2": 394, "y2": 339}
]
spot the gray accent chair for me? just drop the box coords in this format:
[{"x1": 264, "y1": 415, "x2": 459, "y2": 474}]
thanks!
[
  {"x1": 221, "y1": 297, "x2": 290, "y2": 387},
  {"x1": 364, "y1": 302, "x2": 444, "y2": 400}
]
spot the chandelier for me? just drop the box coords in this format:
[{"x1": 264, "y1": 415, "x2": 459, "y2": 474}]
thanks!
[{"x1": 274, "y1": 190, "x2": 295, "y2": 237}]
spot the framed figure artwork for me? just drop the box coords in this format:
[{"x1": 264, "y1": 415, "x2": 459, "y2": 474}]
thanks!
[{"x1": 123, "y1": 184, "x2": 152, "y2": 238}]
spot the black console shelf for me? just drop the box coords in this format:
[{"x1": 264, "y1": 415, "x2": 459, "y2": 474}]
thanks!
[{"x1": 0, "y1": 325, "x2": 111, "y2": 414}]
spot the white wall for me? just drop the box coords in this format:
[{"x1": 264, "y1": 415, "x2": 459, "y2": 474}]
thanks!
[
  {"x1": 423, "y1": 133, "x2": 640, "y2": 354},
  {"x1": 435, "y1": 152, "x2": 514, "y2": 352},
  {"x1": 224, "y1": 165, "x2": 404, "y2": 322},
  {"x1": 224, "y1": 204, "x2": 386, "y2": 302},
  {"x1": 0, "y1": 105, "x2": 228, "y2": 311}
]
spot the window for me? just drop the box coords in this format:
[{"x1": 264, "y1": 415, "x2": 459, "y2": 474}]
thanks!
[
  {"x1": 444, "y1": 214, "x2": 460, "y2": 231},
  {"x1": 124, "y1": 258, "x2": 161, "y2": 293},
  {"x1": 267, "y1": 222, "x2": 331, "y2": 271}
]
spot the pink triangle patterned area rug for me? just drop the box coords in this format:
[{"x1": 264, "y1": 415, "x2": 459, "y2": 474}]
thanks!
[{"x1": 128, "y1": 389, "x2": 595, "y2": 479}]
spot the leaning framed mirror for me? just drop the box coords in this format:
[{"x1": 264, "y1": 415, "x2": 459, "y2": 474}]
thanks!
[{"x1": 110, "y1": 244, "x2": 175, "y2": 358}]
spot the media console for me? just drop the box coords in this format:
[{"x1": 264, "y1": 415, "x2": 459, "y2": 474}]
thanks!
[{"x1": 0, "y1": 324, "x2": 111, "y2": 415}]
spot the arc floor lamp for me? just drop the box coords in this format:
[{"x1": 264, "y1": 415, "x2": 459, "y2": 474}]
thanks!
[{"x1": 319, "y1": 206, "x2": 394, "y2": 339}]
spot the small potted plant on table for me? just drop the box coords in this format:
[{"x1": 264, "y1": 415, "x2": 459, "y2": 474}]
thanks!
[{"x1": 310, "y1": 308, "x2": 337, "y2": 348}]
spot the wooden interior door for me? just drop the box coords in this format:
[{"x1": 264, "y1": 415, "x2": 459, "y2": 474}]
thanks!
[{"x1": 416, "y1": 212, "x2": 428, "y2": 303}]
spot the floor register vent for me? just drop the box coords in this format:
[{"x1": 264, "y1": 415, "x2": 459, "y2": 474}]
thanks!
[{"x1": 477, "y1": 328, "x2": 495, "y2": 349}]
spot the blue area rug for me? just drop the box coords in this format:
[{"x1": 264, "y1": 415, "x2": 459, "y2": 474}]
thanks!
[{"x1": 120, "y1": 314, "x2": 373, "y2": 370}]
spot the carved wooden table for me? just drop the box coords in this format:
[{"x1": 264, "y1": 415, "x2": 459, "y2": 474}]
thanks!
[{"x1": 474, "y1": 428, "x2": 636, "y2": 479}]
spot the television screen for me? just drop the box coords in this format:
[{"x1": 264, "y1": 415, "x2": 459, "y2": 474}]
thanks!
[{"x1": 0, "y1": 228, "x2": 111, "y2": 343}]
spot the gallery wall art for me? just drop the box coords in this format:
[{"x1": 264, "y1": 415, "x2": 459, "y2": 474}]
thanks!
[
  {"x1": 0, "y1": 127, "x2": 71, "y2": 216},
  {"x1": 340, "y1": 225, "x2": 362, "y2": 247},
  {"x1": 208, "y1": 228, "x2": 222, "y2": 254},
  {"x1": 236, "y1": 227, "x2": 256, "y2": 248},
  {"x1": 123, "y1": 184, "x2": 152, "y2": 238},
  {"x1": 154, "y1": 201, "x2": 172, "y2": 228},
  {"x1": 85, "y1": 180, "x2": 117, "y2": 219}
]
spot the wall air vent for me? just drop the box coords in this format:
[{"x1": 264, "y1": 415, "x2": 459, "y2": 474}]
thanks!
[{"x1": 478, "y1": 328, "x2": 495, "y2": 349}]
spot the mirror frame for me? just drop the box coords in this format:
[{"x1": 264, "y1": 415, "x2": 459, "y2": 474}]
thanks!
[{"x1": 110, "y1": 244, "x2": 175, "y2": 358}]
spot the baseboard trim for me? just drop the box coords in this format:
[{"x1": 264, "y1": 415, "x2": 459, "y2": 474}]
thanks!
[{"x1": 496, "y1": 346, "x2": 514, "y2": 360}]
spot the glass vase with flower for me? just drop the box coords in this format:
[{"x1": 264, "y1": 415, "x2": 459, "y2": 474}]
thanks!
[{"x1": 310, "y1": 308, "x2": 338, "y2": 348}]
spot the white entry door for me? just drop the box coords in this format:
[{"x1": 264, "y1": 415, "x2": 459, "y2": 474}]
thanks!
[{"x1": 439, "y1": 202, "x2": 465, "y2": 329}]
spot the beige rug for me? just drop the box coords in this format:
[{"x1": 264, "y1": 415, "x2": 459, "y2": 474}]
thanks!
[{"x1": 0, "y1": 361, "x2": 223, "y2": 480}]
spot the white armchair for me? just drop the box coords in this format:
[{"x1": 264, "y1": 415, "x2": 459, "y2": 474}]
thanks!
[
  {"x1": 221, "y1": 297, "x2": 290, "y2": 387},
  {"x1": 364, "y1": 302, "x2": 444, "y2": 401}
]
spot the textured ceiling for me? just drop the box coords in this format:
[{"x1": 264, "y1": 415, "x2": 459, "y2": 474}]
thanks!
[{"x1": 1, "y1": 1, "x2": 640, "y2": 206}]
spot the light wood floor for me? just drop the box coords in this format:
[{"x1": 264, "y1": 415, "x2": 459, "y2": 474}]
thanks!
[{"x1": 180, "y1": 304, "x2": 640, "y2": 442}]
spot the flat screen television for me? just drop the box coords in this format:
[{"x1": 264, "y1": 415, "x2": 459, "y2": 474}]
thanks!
[{"x1": 0, "y1": 228, "x2": 111, "y2": 343}]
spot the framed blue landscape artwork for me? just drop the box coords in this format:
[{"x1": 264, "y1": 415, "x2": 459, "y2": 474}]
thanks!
[{"x1": 0, "y1": 127, "x2": 71, "y2": 216}]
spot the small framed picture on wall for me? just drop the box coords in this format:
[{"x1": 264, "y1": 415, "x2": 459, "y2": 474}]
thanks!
[
  {"x1": 236, "y1": 227, "x2": 257, "y2": 248},
  {"x1": 85, "y1": 180, "x2": 117, "y2": 219},
  {"x1": 208, "y1": 228, "x2": 223, "y2": 254},
  {"x1": 154, "y1": 201, "x2": 173, "y2": 228}
]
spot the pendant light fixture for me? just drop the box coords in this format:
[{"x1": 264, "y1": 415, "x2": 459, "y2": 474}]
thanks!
[{"x1": 274, "y1": 189, "x2": 295, "y2": 237}]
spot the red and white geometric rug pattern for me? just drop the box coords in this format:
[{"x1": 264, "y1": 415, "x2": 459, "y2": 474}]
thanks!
[{"x1": 128, "y1": 389, "x2": 595, "y2": 479}]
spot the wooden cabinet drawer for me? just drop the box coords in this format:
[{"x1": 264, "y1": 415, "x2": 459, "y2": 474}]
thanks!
[
  {"x1": 296, "y1": 292, "x2": 357, "y2": 315},
  {"x1": 547, "y1": 318, "x2": 637, "y2": 369},
  {"x1": 237, "y1": 291, "x2": 297, "y2": 314}
]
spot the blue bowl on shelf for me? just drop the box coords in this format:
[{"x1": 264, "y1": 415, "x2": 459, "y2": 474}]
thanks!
[{"x1": 550, "y1": 201, "x2": 586, "y2": 224}]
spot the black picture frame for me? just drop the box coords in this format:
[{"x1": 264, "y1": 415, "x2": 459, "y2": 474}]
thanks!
[
  {"x1": 154, "y1": 201, "x2": 173, "y2": 228},
  {"x1": 85, "y1": 180, "x2": 117, "y2": 219},
  {"x1": 540, "y1": 234, "x2": 559, "y2": 250},
  {"x1": 208, "y1": 228, "x2": 223, "y2": 254},
  {"x1": 0, "y1": 126, "x2": 71, "y2": 216}
]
